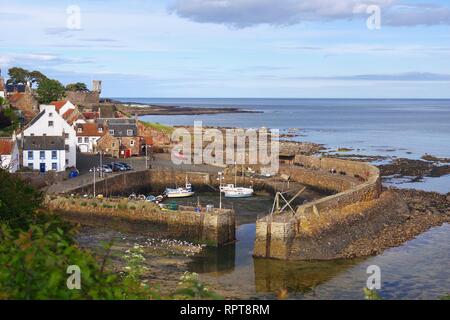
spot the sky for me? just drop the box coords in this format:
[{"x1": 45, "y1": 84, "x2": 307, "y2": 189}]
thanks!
[{"x1": 0, "y1": 0, "x2": 450, "y2": 98}]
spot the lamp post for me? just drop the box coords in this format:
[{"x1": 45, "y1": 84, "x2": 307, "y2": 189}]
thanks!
[{"x1": 218, "y1": 172, "x2": 224, "y2": 210}]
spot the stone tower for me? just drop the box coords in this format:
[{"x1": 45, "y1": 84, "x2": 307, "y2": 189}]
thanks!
[{"x1": 92, "y1": 80, "x2": 102, "y2": 94}]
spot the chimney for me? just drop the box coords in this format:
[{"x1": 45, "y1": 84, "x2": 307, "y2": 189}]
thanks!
[{"x1": 92, "y1": 80, "x2": 102, "y2": 94}]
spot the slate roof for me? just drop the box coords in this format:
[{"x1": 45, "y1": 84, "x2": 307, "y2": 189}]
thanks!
[
  {"x1": 6, "y1": 84, "x2": 26, "y2": 93},
  {"x1": 96, "y1": 118, "x2": 138, "y2": 137},
  {"x1": 23, "y1": 136, "x2": 65, "y2": 150}
]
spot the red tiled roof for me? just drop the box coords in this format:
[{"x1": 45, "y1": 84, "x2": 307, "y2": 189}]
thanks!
[
  {"x1": 8, "y1": 92, "x2": 23, "y2": 103},
  {"x1": 82, "y1": 112, "x2": 100, "y2": 120},
  {"x1": 0, "y1": 139, "x2": 13, "y2": 155},
  {"x1": 76, "y1": 123, "x2": 105, "y2": 137},
  {"x1": 143, "y1": 136, "x2": 153, "y2": 146},
  {"x1": 51, "y1": 100, "x2": 68, "y2": 112}
]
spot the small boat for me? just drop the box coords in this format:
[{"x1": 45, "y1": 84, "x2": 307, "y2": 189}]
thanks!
[
  {"x1": 146, "y1": 195, "x2": 157, "y2": 202},
  {"x1": 164, "y1": 178, "x2": 195, "y2": 198},
  {"x1": 220, "y1": 164, "x2": 254, "y2": 198},
  {"x1": 224, "y1": 187, "x2": 254, "y2": 198}
]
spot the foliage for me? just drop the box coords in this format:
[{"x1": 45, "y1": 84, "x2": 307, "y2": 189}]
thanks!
[
  {"x1": 123, "y1": 244, "x2": 148, "y2": 283},
  {"x1": 0, "y1": 169, "x2": 44, "y2": 229},
  {"x1": 442, "y1": 294, "x2": 450, "y2": 300},
  {"x1": 0, "y1": 97, "x2": 5, "y2": 106},
  {"x1": 0, "y1": 108, "x2": 20, "y2": 135},
  {"x1": 172, "y1": 272, "x2": 222, "y2": 300},
  {"x1": 36, "y1": 79, "x2": 66, "y2": 104},
  {"x1": 66, "y1": 82, "x2": 89, "y2": 92},
  {"x1": 140, "y1": 120, "x2": 174, "y2": 134},
  {"x1": 0, "y1": 222, "x2": 160, "y2": 300},
  {"x1": 7, "y1": 67, "x2": 48, "y2": 87},
  {"x1": 364, "y1": 288, "x2": 383, "y2": 300}
]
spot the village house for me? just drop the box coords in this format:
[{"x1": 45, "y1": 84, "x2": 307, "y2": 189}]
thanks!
[
  {"x1": 75, "y1": 122, "x2": 106, "y2": 153},
  {"x1": 21, "y1": 104, "x2": 77, "y2": 170},
  {"x1": 50, "y1": 100, "x2": 86, "y2": 128},
  {"x1": 22, "y1": 135, "x2": 66, "y2": 172},
  {"x1": 96, "y1": 118, "x2": 141, "y2": 158},
  {"x1": 0, "y1": 73, "x2": 5, "y2": 99},
  {"x1": 0, "y1": 138, "x2": 20, "y2": 173}
]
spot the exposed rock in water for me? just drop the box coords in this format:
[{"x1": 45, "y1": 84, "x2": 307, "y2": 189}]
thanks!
[{"x1": 379, "y1": 158, "x2": 450, "y2": 178}]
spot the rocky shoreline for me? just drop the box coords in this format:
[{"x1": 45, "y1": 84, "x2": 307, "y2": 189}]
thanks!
[
  {"x1": 341, "y1": 188, "x2": 450, "y2": 258},
  {"x1": 114, "y1": 101, "x2": 261, "y2": 116}
]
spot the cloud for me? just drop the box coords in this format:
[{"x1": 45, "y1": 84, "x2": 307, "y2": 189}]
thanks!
[
  {"x1": 169, "y1": 0, "x2": 450, "y2": 28},
  {"x1": 0, "y1": 53, "x2": 93, "y2": 70}
]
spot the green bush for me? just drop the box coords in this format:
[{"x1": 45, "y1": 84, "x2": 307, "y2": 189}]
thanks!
[{"x1": 80, "y1": 202, "x2": 87, "y2": 207}]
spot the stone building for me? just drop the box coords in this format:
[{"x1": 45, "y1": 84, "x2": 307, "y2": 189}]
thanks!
[
  {"x1": 76, "y1": 122, "x2": 105, "y2": 153},
  {"x1": 65, "y1": 80, "x2": 101, "y2": 106}
]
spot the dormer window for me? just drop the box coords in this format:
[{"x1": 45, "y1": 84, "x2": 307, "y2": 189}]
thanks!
[
  {"x1": 98, "y1": 127, "x2": 103, "y2": 133},
  {"x1": 78, "y1": 127, "x2": 83, "y2": 133}
]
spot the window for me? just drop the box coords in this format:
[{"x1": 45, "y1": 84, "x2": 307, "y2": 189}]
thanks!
[
  {"x1": 109, "y1": 129, "x2": 115, "y2": 135},
  {"x1": 52, "y1": 151, "x2": 57, "y2": 160},
  {"x1": 49, "y1": 112, "x2": 53, "y2": 117},
  {"x1": 65, "y1": 159, "x2": 69, "y2": 165},
  {"x1": 65, "y1": 145, "x2": 70, "y2": 152},
  {"x1": 112, "y1": 143, "x2": 115, "y2": 148},
  {"x1": 98, "y1": 127, "x2": 103, "y2": 133},
  {"x1": 28, "y1": 151, "x2": 33, "y2": 160},
  {"x1": 130, "y1": 140, "x2": 135, "y2": 146},
  {"x1": 84, "y1": 137, "x2": 89, "y2": 143},
  {"x1": 48, "y1": 121, "x2": 54, "y2": 127},
  {"x1": 127, "y1": 129, "x2": 133, "y2": 136},
  {"x1": 52, "y1": 163, "x2": 57, "y2": 171},
  {"x1": 65, "y1": 133, "x2": 69, "y2": 139},
  {"x1": 78, "y1": 128, "x2": 83, "y2": 133},
  {"x1": 78, "y1": 137, "x2": 82, "y2": 143},
  {"x1": 40, "y1": 151, "x2": 45, "y2": 160}
]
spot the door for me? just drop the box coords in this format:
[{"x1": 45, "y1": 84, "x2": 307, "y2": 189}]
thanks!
[{"x1": 40, "y1": 163, "x2": 46, "y2": 173}]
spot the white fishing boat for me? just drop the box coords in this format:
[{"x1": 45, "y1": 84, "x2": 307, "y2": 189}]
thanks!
[
  {"x1": 224, "y1": 186, "x2": 254, "y2": 198},
  {"x1": 220, "y1": 164, "x2": 254, "y2": 198},
  {"x1": 164, "y1": 178, "x2": 195, "y2": 198}
]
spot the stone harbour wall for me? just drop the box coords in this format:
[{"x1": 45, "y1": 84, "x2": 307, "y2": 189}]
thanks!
[
  {"x1": 47, "y1": 196, "x2": 235, "y2": 246},
  {"x1": 254, "y1": 155, "x2": 397, "y2": 260}
]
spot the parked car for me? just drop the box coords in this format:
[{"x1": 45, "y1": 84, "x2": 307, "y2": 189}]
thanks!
[
  {"x1": 117, "y1": 162, "x2": 132, "y2": 171},
  {"x1": 111, "y1": 162, "x2": 127, "y2": 172},
  {"x1": 89, "y1": 165, "x2": 113, "y2": 173}
]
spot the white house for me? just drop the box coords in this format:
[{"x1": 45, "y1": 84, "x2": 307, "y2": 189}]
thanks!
[
  {"x1": 22, "y1": 135, "x2": 66, "y2": 172},
  {"x1": 0, "y1": 138, "x2": 20, "y2": 173},
  {"x1": 76, "y1": 122, "x2": 106, "y2": 153},
  {"x1": 22, "y1": 105, "x2": 77, "y2": 170},
  {"x1": 0, "y1": 76, "x2": 5, "y2": 99}
]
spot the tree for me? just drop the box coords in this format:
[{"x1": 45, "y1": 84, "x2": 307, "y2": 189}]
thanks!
[
  {"x1": 0, "y1": 97, "x2": 5, "y2": 106},
  {"x1": 66, "y1": 82, "x2": 89, "y2": 92},
  {"x1": 36, "y1": 79, "x2": 66, "y2": 104},
  {"x1": 29, "y1": 70, "x2": 48, "y2": 86},
  {"x1": 7, "y1": 67, "x2": 29, "y2": 85}
]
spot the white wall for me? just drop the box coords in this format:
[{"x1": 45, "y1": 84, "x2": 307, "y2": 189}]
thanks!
[
  {"x1": 22, "y1": 150, "x2": 66, "y2": 172},
  {"x1": 0, "y1": 90, "x2": 5, "y2": 98},
  {"x1": 23, "y1": 105, "x2": 77, "y2": 169},
  {"x1": 77, "y1": 136, "x2": 101, "y2": 153}
]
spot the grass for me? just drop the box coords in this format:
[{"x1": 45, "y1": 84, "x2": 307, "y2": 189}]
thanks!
[{"x1": 140, "y1": 121, "x2": 174, "y2": 134}]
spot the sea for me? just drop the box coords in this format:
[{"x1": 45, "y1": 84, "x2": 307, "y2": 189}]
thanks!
[{"x1": 116, "y1": 98, "x2": 450, "y2": 194}]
